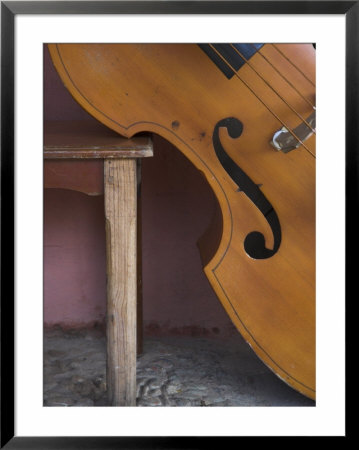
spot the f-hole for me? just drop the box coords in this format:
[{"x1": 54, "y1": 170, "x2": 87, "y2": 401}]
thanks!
[{"x1": 212, "y1": 117, "x2": 281, "y2": 259}]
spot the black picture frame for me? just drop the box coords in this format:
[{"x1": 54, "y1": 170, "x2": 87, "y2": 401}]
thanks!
[{"x1": 1, "y1": 1, "x2": 354, "y2": 447}]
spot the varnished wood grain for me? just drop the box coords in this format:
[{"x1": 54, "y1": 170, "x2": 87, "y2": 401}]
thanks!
[
  {"x1": 48, "y1": 43, "x2": 316, "y2": 399},
  {"x1": 105, "y1": 159, "x2": 137, "y2": 406}
]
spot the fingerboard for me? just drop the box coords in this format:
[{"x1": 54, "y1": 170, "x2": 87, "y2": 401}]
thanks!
[{"x1": 198, "y1": 44, "x2": 264, "y2": 79}]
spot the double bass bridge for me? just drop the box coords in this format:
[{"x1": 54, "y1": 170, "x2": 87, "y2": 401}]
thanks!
[{"x1": 270, "y1": 111, "x2": 316, "y2": 153}]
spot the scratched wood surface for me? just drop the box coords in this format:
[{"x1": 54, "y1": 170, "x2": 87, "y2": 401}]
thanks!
[
  {"x1": 105, "y1": 158, "x2": 137, "y2": 406},
  {"x1": 44, "y1": 120, "x2": 153, "y2": 194},
  {"x1": 44, "y1": 120, "x2": 153, "y2": 159},
  {"x1": 44, "y1": 120, "x2": 152, "y2": 404}
]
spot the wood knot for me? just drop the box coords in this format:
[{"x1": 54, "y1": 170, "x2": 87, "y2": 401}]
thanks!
[{"x1": 171, "y1": 120, "x2": 180, "y2": 130}]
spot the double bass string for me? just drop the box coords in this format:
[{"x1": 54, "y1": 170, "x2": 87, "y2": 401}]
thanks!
[
  {"x1": 249, "y1": 44, "x2": 316, "y2": 110},
  {"x1": 271, "y1": 44, "x2": 316, "y2": 88},
  {"x1": 229, "y1": 45, "x2": 316, "y2": 134},
  {"x1": 208, "y1": 44, "x2": 310, "y2": 152},
  {"x1": 208, "y1": 44, "x2": 313, "y2": 155}
]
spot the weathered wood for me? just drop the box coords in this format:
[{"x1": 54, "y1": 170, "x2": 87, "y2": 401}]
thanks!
[
  {"x1": 44, "y1": 148, "x2": 152, "y2": 159},
  {"x1": 44, "y1": 120, "x2": 153, "y2": 194},
  {"x1": 44, "y1": 120, "x2": 153, "y2": 159},
  {"x1": 136, "y1": 160, "x2": 143, "y2": 355},
  {"x1": 44, "y1": 120, "x2": 151, "y2": 406},
  {"x1": 104, "y1": 158, "x2": 137, "y2": 406}
]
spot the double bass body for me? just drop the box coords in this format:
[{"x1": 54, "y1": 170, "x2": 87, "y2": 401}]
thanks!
[{"x1": 48, "y1": 43, "x2": 316, "y2": 399}]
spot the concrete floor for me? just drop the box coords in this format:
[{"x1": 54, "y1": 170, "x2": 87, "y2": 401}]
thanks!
[{"x1": 43, "y1": 327, "x2": 315, "y2": 407}]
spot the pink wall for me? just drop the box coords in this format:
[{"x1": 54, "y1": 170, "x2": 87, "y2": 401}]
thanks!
[
  {"x1": 44, "y1": 189, "x2": 106, "y2": 328},
  {"x1": 44, "y1": 46, "x2": 236, "y2": 337}
]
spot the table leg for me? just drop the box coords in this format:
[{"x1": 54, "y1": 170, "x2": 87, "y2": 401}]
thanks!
[
  {"x1": 104, "y1": 158, "x2": 137, "y2": 406},
  {"x1": 136, "y1": 160, "x2": 143, "y2": 355}
]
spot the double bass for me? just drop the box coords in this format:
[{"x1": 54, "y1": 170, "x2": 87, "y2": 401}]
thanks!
[{"x1": 48, "y1": 43, "x2": 316, "y2": 400}]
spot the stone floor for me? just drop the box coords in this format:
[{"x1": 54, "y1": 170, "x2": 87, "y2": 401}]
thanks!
[{"x1": 43, "y1": 327, "x2": 315, "y2": 407}]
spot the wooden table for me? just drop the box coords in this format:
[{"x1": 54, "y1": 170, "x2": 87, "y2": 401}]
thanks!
[{"x1": 44, "y1": 120, "x2": 153, "y2": 406}]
